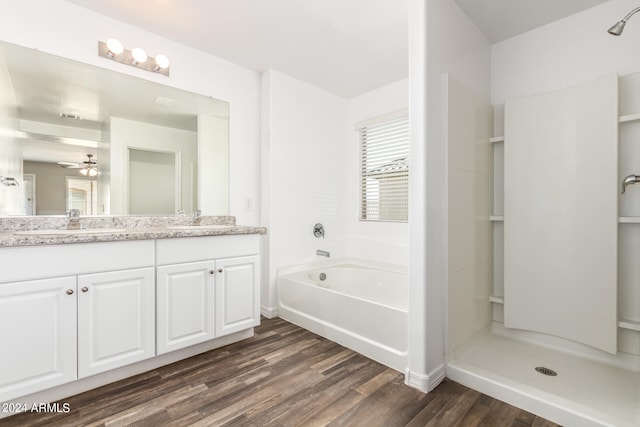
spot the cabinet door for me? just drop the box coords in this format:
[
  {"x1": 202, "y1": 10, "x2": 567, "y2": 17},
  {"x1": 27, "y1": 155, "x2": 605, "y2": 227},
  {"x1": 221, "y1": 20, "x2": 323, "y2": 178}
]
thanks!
[
  {"x1": 156, "y1": 261, "x2": 215, "y2": 355},
  {"x1": 0, "y1": 277, "x2": 77, "y2": 402},
  {"x1": 77, "y1": 268, "x2": 155, "y2": 378},
  {"x1": 215, "y1": 255, "x2": 260, "y2": 337}
]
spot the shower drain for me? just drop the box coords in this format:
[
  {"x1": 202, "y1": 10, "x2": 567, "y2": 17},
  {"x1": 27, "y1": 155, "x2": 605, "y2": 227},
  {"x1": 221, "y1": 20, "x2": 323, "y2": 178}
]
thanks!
[{"x1": 535, "y1": 366, "x2": 558, "y2": 376}]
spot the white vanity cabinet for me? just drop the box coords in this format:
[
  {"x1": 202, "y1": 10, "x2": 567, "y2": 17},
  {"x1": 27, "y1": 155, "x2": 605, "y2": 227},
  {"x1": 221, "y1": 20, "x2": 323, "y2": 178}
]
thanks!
[
  {"x1": 156, "y1": 235, "x2": 260, "y2": 354},
  {"x1": 0, "y1": 232, "x2": 262, "y2": 409},
  {"x1": 0, "y1": 276, "x2": 77, "y2": 403},
  {"x1": 77, "y1": 268, "x2": 155, "y2": 378},
  {"x1": 215, "y1": 255, "x2": 260, "y2": 337},
  {"x1": 156, "y1": 261, "x2": 216, "y2": 355},
  {"x1": 0, "y1": 240, "x2": 155, "y2": 402}
]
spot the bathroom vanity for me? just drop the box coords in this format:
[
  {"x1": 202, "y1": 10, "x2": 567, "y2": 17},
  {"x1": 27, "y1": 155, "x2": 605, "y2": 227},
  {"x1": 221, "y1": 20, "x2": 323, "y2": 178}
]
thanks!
[{"x1": 0, "y1": 216, "x2": 265, "y2": 416}]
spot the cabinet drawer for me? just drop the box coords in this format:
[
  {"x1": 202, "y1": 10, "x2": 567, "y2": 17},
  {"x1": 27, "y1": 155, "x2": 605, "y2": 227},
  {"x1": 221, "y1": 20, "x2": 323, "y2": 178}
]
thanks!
[
  {"x1": 156, "y1": 235, "x2": 259, "y2": 265},
  {"x1": 0, "y1": 240, "x2": 155, "y2": 283}
]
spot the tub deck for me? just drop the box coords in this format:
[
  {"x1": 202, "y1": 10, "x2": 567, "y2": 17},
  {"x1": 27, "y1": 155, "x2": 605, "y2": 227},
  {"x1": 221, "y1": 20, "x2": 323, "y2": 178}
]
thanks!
[{"x1": 278, "y1": 259, "x2": 408, "y2": 371}]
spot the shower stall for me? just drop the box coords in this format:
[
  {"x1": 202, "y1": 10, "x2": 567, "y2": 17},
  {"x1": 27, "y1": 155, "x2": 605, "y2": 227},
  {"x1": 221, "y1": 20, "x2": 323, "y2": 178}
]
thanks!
[{"x1": 445, "y1": 72, "x2": 640, "y2": 427}]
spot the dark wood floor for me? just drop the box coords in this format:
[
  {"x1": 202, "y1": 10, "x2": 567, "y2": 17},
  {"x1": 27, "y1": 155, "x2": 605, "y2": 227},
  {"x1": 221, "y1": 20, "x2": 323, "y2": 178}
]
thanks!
[{"x1": 3, "y1": 317, "x2": 560, "y2": 426}]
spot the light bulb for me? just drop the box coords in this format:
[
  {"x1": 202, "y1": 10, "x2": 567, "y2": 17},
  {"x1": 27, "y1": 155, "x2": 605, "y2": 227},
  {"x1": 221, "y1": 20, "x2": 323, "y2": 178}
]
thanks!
[
  {"x1": 131, "y1": 47, "x2": 147, "y2": 63},
  {"x1": 89, "y1": 168, "x2": 98, "y2": 177},
  {"x1": 80, "y1": 168, "x2": 88, "y2": 176},
  {"x1": 106, "y1": 38, "x2": 124, "y2": 55},
  {"x1": 155, "y1": 54, "x2": 170, "y2": 69}
]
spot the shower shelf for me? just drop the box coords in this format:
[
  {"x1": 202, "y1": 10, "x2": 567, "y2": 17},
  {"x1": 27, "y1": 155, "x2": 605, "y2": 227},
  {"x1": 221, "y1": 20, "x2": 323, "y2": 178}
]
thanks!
[
  {"x1": 619, "y1": 113, "x2": 640, "y2": 123},
  {"x1": 489, "y1": 295, "x2": 504, "y2": 304},
  {"x1": 618, "y1": 319, "x2": 640, "y2": 332},
  {"x1": 618, "y1": 217, "x2": 640, "y2": 223},
  {"x1": 490, "y1": 216, "x2": 504, "y2": 221}
]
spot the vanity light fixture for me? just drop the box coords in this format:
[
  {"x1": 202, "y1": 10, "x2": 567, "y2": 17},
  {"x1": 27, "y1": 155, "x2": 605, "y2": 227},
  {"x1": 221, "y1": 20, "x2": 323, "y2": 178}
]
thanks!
[
  {"x1": 154, "y1": 54, "x2": 170, "y2": 70},
  {"x1": 98, "y1": 40, "x2": 170, "y2": 76},
  {"x1": 131, "y1": 47, "x2": 147, "y2": 64},
  {"x1": 106, "y1": 38, "x2": 124, "y2": 56}
]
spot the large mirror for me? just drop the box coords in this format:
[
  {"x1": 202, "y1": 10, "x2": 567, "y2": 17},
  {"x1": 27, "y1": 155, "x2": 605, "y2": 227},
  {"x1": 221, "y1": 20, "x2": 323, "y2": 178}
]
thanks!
[{"x1": 0, "y1": 40, "x2": 229, "y2": 216}]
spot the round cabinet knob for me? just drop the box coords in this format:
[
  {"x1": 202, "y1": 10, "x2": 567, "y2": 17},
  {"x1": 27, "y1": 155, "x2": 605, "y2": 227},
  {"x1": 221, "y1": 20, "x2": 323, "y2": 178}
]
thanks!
[
  {"x1": 81, "y1": 287, "x2": 89, "y2": 292},
  {"x1": 66, "y1": 289, "x2": 74, "y2": 295},
  {"x1": 209, "y1": 270, "x2": 215, "y2": 275},
  {"x1": 217, "y1": 268, "x2": 223, "y2": 273}
]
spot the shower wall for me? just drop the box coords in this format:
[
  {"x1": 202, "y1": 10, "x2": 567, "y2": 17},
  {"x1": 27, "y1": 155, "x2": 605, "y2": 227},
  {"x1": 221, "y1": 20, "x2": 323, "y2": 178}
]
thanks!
[
  {"x1": 446, "y1": 76, "x2": 493, "y2": 355},
  {"x1": 491, "y1": 0, "x2": 640, "y2": 106},
  {"x1": 487, "y1": 0, "x2": 640, "y2": 361},
  {"x1": 490, "y1": 73, "x2": 640, "y2": 361},
  {"x1": 503, "y1": 75, "x2": 619, "y2": 354}
]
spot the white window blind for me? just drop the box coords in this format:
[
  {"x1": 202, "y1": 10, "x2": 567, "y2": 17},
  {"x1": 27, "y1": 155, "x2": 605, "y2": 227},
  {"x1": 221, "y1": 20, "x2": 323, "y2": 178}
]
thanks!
[{"x1": 359, "y1": 115, "x2": 409, "y2": 222}]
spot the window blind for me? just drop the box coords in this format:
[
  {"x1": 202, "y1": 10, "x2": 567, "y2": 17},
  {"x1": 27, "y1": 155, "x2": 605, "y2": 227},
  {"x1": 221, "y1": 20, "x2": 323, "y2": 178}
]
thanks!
[{"x1": 359, "y1": 115, "x2": 409, "y2": 222}]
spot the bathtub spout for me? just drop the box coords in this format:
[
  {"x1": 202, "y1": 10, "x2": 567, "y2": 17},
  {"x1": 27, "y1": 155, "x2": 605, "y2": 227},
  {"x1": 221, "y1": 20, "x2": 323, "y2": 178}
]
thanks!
[
  {"x1": 622, "y1": 174, "x2": 640, "y2": 194},
  {"x1": 316, "y1": 249, "x2": 330, "y2": 258}
]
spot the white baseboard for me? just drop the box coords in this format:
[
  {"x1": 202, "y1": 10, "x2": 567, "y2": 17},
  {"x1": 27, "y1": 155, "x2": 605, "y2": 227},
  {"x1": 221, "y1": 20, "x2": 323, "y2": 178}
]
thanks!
[
  {"x1": 405, "y1": 364, "x2": 445, "y2": 392},
  {"x1": 260, "y1": 305, "x2": 278, "y2": 318}
]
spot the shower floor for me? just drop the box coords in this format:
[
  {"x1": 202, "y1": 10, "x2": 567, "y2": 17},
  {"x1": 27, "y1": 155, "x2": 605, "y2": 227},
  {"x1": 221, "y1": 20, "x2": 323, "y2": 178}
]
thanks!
[{"x1": 447, "y1": 330, "x2": 640, "y2": 427}]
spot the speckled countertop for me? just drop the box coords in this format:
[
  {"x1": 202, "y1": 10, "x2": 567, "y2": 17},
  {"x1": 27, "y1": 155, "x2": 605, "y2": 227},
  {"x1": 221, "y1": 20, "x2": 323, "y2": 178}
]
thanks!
[{"x1": 0, "y1": 215, "x2": 266, "y2": 247}]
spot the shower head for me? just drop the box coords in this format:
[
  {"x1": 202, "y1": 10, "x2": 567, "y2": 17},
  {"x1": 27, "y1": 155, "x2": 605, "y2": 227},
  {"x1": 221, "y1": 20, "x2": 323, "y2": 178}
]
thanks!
[
  {"x1": 608, "y1": 7, "x2": 640, "y2": 36},
  {"x1": 608, "y1": 20, "x2": 626, "y2": 36}
]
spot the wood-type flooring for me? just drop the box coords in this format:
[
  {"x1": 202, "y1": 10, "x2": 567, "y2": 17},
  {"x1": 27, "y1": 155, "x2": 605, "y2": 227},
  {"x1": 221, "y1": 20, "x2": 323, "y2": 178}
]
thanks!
[{"x1": 3, "y1": 317, "x2": 560, "y2": 426}]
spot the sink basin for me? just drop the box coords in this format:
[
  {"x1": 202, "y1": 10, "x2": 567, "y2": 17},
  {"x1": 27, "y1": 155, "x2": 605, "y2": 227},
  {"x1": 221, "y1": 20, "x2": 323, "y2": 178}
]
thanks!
[
  {"x1": 166, "y1": 225, "x2": 234, "y2": 231},
  {"x1": 14, "y1": 228, "x2": 126, "y2": 236}
]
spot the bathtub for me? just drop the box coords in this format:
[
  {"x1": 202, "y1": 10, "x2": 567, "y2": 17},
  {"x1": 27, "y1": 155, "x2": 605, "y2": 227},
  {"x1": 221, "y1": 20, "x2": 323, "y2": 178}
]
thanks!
[{"x1": 277, "y1": 258, "x2": 408, "y2": 372}]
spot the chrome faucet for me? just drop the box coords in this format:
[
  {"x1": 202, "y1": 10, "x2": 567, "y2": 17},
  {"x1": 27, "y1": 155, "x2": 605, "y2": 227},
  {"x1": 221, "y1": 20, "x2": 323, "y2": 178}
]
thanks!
[
  {"x1": 316, "y1": 249, "x2": 330, "y2": 258},
  {"x1": 622, "y1": 175, "x2": 640, "y2": 194},
  {"x1": 191, "y1": 209, "x2": 202, "y2": 226},
  {"x1": 66, "y1": 209, "x2": 81, "y2": 230}
]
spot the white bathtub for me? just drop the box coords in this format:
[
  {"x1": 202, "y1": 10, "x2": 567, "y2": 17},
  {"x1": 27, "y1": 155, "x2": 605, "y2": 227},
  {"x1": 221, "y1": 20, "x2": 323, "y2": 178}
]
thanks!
[{"x1": 277, "y1": 258, "x2": 408, "y2": 371}]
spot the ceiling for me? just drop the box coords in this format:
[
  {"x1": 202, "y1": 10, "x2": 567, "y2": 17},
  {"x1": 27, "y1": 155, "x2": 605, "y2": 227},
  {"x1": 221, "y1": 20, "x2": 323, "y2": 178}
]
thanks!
[
  {"x1": 67, "y1": 0, "x2": 409, "y2": 99},
  {"x1": 65, "y1": 0, "x2": 612, "y2": 98},
  {"x1": 454, "y1": 0, "x2": 611, "y2": 43}
]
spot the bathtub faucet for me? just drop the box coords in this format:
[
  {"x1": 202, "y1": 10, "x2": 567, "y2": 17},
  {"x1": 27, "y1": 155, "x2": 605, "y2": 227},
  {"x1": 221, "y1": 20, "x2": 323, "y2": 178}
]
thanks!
[{"x1": 316, "y1": 249, "x2": 330, "y2": 258}]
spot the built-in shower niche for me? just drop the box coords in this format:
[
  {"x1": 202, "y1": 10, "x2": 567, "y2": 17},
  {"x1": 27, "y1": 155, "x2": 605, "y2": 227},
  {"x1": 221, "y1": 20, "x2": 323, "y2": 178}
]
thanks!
[
  {"x1": 619, "y1": 73, "x2": 640, "y2": 217},
  {"x1": 617, "y1": 72, "x2": 640, "y2": 344},
  {"x1": 489, "y1": 72, "x2": 640, "y2": 355}
]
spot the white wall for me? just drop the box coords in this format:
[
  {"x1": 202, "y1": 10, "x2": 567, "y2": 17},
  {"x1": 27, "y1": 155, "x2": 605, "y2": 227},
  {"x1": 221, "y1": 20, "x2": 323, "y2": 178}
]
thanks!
[
  {"x1": 406, "y1": 0, "x2": 491, "y2": 392},
  {"x1": 0, "y1": 52, "x2": 22, "y2": 215},
  {"x1": 346, "y1": 79, "x2": 409, "y2": 266},
  {"x1": 492, "y1": 0, "x2": 640, "y2": 106},
  {"x1": 198, "y1": 115, "x2": 229, "y2": 215},
  {"x1": 0, "y1": 0, "x2": 261, "y2": 225},
  {"x1": 262, "y1": 69, "x2": 349, "y2": 313},
  {"x1": 22, "y1": 161, "x2": 68, "y2": 215},
  {"x1": 446, "y1": 76, "x2": 493, "y2": 355},
  {"x1": 261, "y1": 70, "x2": 410, "y2": 316},
  {"x1": 110, "y1": 117, "x2": 197, "y2": 215}
]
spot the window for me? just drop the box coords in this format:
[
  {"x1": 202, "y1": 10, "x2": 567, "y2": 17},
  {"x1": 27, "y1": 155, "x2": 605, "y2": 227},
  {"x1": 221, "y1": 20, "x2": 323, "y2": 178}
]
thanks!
[
  {"x1": 359, "y1": 113, "x2": 409, "y2": 222},
  {"x1": 66, "y1": 177, "x2": 98, "y2": 215}
]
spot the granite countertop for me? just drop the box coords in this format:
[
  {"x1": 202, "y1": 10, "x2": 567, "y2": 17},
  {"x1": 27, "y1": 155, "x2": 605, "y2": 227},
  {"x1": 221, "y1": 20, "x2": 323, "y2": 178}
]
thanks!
[{"x1": 0, "y1": 215, "x2": 266, "y2": 247}]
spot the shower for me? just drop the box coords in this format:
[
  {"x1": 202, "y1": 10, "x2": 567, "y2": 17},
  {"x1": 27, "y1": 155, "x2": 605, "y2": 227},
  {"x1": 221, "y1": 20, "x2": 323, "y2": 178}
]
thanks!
[{"x1": 608, "y1": 6, "x2": 640, "y2": 35}]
